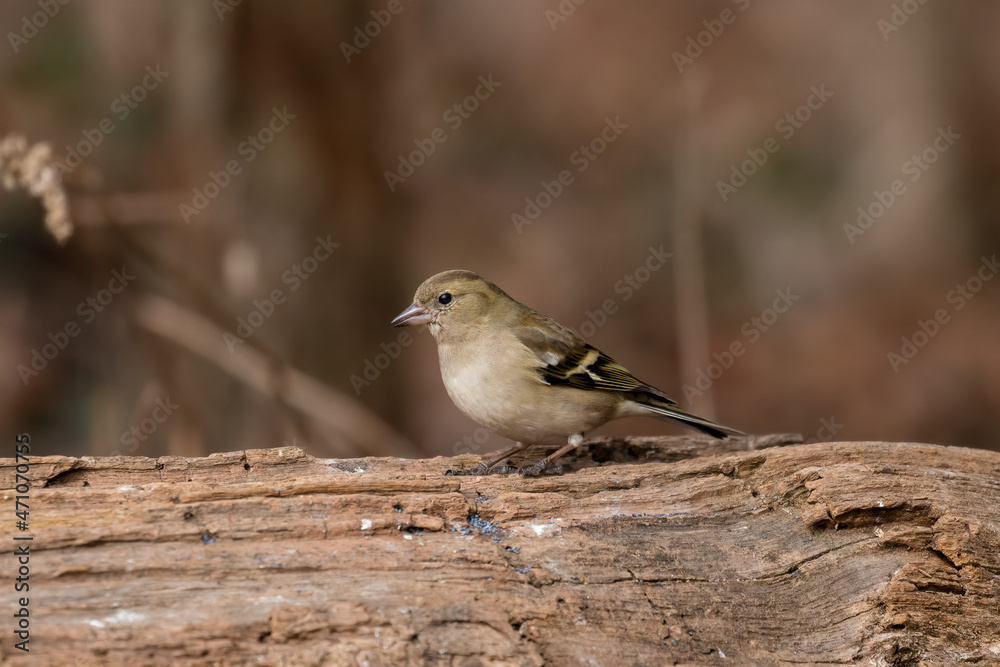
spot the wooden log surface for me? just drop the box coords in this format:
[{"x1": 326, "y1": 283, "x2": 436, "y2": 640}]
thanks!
[{"x1": 1, "y1": 436, "x2": 999, "y2": 666}]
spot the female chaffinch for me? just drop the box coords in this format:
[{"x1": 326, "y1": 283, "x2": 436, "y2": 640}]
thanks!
[{"x1": 393, "y1": 270, "x2": 745, "y2": 476}]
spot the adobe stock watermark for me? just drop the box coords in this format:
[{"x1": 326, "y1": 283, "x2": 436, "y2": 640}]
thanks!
[
  {"x1": 453, "y1": 427, "x2": 493, "y2": 455},
  {"x1": 545, "y1": 0, "x2": 587, "y2": 31},
  {"x1": 844, "y1": 125, "x2": 959, "y2": 244},
  {"x1": 223, "y1": 236, "x2": 339, "y2": 352},
  {"x1": 887, "y1": 254, "x2": 997, "y2": 373},
  {"x1": 51, "y1": 65, "x2": 170, "y2": 176},
  {"x1": 7, "y1": 0, "x2": 72, "y2": 54},
  {"x1": 717, "y1": 84, "x2": 833, "y2": 202},
  {"x1": 349, "y1": 328, "x2": 425, "y2": 395},
  {"x1": 878, "y1": 0, "x2": 931, "y2": 41},
  {"x1": 213, "y1": 0, "x2": 243, "y2": 21},
  {"x1": 511, "y1": 116, "x2": 628, "y2": 233},
  {"x1": 575, "y1": 245, "x2": 673, "y2": 339},
  {"x1": 17, "y1": 268, "x2": 135, "y2": 385},
  {"x1": 179, "y1": 106, "x2": 296, "y2": 223},
  {"x1": 340, "y1": 0, "x2": 413, "y2": 62},
  {"x1": 383, "y1": 75, "x2": 501, "y2": 191},
  {"x1": 803, "y1": 416, "x2": 844, "y2": 444},
  {"x1": 682, "y1": 287, "x2": 799, "y2": 402},
  {"x1": 111, "y1": 396, "x2": 180, "y2": 456},
  {"x1": 672, "y1": 0, "x2": 750, "y2": 74}
]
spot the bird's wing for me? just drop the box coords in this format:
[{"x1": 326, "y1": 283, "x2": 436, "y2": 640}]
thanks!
[{"x1": 513, "y1": 321, "x2": 677, "y2": 404}]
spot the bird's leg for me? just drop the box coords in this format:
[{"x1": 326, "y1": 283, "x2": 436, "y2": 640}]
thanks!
[
  {"x1": 445, "y1": 442, "x2": 525, "y2": 476},
  {"x1": 514, "y1": 433, "x2": 584, "y2": 477}
]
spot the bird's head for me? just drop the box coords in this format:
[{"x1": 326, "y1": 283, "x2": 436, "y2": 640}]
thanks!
[{"x1": 392, "y1": 270, "x2": 506, "y2": 340}]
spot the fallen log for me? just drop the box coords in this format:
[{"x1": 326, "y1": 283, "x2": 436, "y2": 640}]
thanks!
[{"x1": 1, "y1": 436, "x2": 998, "y2": 665}]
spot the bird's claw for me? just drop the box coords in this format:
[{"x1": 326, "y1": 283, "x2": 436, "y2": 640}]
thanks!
[
  {"x1": 494, "y1": 461, "x2": 569, "y2": 476},
  {"x1": 444, "y1": 462, "x2": 492, "y2": 476},
  {"x1": 486, "y1": 461, "x2": 567, "y2": 476},
  {"x1": 515, "y1": 461, "x2": 568, "y2": 477},
  {"x1": 445, "y1": 461, "x2": 569, "y2": 477}
]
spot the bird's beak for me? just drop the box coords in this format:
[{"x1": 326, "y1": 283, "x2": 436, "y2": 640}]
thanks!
[{"x1": 392, "y1": 302, "x2": 432, "y2": 327}]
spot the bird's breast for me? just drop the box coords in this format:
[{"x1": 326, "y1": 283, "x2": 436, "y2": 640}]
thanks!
[
  {"x1": 438, "y1": 342, "x2": 509, "y2": 425},
  {"x1": 436, "y1": 338, "x2": 616, "y2": 444}
]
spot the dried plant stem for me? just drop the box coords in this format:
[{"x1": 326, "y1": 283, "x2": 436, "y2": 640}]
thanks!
[{"x1": 0, "y1": 133, "x2": 72, "y2": 243}]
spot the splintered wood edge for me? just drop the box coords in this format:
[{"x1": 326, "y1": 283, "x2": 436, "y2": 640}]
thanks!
[
  {"x1": 1, "y1": 438, "x2": 998, "y2": 665},
  {"x1": 0, "y1": 433, "x2": 807, "y2": 490}
]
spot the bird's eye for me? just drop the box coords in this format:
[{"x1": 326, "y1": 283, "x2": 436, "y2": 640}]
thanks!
[{"x1": 437, "y1": 292, "x2": 452, "y2": 305}]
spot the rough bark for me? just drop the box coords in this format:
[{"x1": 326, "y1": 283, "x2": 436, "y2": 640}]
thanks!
[{"x1": 1, "y1": 436, "x2": 998, "y2": 666}]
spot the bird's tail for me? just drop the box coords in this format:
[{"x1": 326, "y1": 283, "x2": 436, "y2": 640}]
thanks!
[{"x1": 632, "y1": 395, "x2": 746, "y2": 439}]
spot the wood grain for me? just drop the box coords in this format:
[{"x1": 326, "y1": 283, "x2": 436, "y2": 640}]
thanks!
[{"x1": 2, "y1": 436, "x2": 998, "y2": 666}]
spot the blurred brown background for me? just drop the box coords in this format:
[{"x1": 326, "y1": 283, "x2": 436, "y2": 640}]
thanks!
[{"x1": 2, "y1": 1, "x2": 998, "y2": 460}]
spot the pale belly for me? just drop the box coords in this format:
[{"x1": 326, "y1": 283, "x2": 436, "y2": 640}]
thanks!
[{"x1": 439, "y1": 343, "x2": 617, "y2": 445}]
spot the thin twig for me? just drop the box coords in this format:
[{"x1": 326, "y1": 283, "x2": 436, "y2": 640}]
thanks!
[{"x1": 132, "y1": 294, "x2": 420, "y2": 459}]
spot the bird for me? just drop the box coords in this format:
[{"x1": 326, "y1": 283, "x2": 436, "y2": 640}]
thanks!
[{"x1": 392, "y1": 270, "x2": 745, "y2": 476}]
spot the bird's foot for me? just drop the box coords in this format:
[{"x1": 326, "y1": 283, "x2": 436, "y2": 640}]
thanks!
[
  {"x1": 446, "y1": 459, "x2": 569, "y2": 477},
  {"x1": 516, "y1": 459, "x2": 568, "y2": 476},
  {"x1": 444, "y1": 462, "x2": 493, "y2": 476},
  {"x1": 471, "y1": 459, "x2": 564, "y2": 477}
]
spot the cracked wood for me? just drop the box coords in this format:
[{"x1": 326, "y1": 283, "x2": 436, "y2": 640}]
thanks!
[{"x1": 1, "y1": 436, "x2": 998, "y2": 666}]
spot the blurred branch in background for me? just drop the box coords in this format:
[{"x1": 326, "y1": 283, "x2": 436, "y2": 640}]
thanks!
[
  {"x1": 1, "y1": 124, "x2": 417, "y2": 459},
  {"x1": 72, "y1": 190, "x2": 195, "y2": 228},
  {"x1": 133, "y1": 295, "x2": 418, "y2": 458}
]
